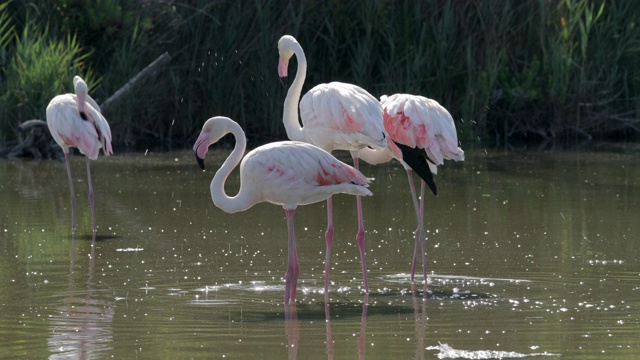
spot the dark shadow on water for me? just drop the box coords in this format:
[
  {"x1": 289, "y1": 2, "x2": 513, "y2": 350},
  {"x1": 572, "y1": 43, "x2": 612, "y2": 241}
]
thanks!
[
  {"x1": 75, "y1": 233, "x2": 122, "y2": 242},
  {"x1": 211, "y1": 286, "x2": 497, "y2": 324},
  {"x1": 370, "y1": 289, "x2": 497, "y2": 300}
]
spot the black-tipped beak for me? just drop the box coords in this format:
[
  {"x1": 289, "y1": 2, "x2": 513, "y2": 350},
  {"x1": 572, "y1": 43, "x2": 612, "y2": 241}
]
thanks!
[
  {"x1": 194, "y1": 151, "x2": 205, "y2": 170},
  {"x1": 279, "y1": 76, "x2": 288, "y2": 88}
]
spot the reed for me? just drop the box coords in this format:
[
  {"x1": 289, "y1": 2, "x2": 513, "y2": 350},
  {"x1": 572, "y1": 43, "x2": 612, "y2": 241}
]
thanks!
[{"x1": 1, "y1": 0, "x2": 639, "y2": 151}]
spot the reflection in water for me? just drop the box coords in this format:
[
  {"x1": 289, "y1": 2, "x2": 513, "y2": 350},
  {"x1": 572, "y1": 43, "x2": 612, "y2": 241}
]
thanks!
[
  {"x1": 48, "y1": 234, "x2": 114, "y2": 359},
  {"x1": 324, "y1": 304, "x2": 334, "y2": 360},
  {"x1": 358, "y1": 294, "x2": 368, "y2": 360},
  {"x1": 412, "y1": 284, "x2": 427, "y2": 360},
  {"x1": 284, "y1": 304, "x2": 299, "y2": 360},
  {"x1": 285, "y1": 295, "x2": 369, "y2": 360}
]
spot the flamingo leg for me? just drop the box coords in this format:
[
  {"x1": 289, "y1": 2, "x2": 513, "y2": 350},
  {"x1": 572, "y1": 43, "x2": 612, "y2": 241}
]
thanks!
[
  {"x1": 85, "y1": 157, "x2": 97, "y2": 233},
  {"x1": 352, "y1": 156, "x2": 369, "y2": 293},
  {"x1": 405, "y1": 170, "x2": 422, "y2": 282},
  {"x1": 64, "y1": 152, "x2": 77, "y2": 232},
  {"x1": 284, "y1": 209, "x2": 300, "y2": 304},
  {"x1": 418, "y1": 180, "x2": 427, "y2": 284},
  {"x1": 324, "y1": 196, "x2": 334, "y2": 300}
]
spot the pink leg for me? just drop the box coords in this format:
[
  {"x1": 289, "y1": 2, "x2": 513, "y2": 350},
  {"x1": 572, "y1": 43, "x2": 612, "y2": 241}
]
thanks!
[
  {"x1": 352, "y1": 156, "x2": 369, "y2": 293},
  {"x1": 417, "y1": 181, "x2": 427, "y2": 284},
  {"x1": 85, "y1": 157, "x2": 97, "y2": 233},
  {"x1": 324, "y1": 196, "x2": 334, "y2": 300},
  {"x1": 284, "y1": 209, "x2": 300, "y2": 304},
  {"x1": 64, "y1": 152, "x2": 77, "y2": 232},
  {"x1": 405, "y1": 170, "x2": 422, "y2": 282}
]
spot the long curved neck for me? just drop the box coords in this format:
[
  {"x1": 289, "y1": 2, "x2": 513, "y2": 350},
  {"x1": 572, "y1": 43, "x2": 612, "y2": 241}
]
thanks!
[
  {"x1": 282, "y1": 43, "x2": 307, "y2": 142},
  {"x1": 357, "y1": 147, "x2": 394, "y2": 165},
  {"x1": 210, "y1": 121, "x2": 253, "y2": 213}
]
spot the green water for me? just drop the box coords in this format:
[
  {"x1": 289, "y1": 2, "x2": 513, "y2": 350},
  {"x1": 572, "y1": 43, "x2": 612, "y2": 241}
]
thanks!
[{"x1": 0, "y1": 149, "x2": 638, "y2": 359}]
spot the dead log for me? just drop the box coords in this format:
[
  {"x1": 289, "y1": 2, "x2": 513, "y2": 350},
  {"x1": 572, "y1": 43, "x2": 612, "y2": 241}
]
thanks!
[{"x1": 100, "y1": 51, "x2": 172, "y2": 114}]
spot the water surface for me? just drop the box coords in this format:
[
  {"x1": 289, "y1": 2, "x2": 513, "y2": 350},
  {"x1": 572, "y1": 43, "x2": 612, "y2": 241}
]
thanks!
[{"x1": 0, "y1": 149, "x2": 638, "y2": 359}]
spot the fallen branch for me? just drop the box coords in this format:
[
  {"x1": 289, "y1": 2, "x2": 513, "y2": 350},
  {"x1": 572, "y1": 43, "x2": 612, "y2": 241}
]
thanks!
[
  {"x1": 2, "y1": 119, "x2": 60, "y2": 160},
  {"x1": 19, "y1": 119, "x2": 48, "y2": 131},
  {"x1": 100, "y1": 51, "x2": 172, "y2": 114}
]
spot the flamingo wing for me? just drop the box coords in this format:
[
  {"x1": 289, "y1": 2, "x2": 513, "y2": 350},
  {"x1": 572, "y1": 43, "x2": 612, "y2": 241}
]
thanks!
[
  {"x1": 300, "y1": 82, "x2": 385, "y2": 151},
  {"x1": 85, "y1": 102, "x2": 113, "y2": 156}
]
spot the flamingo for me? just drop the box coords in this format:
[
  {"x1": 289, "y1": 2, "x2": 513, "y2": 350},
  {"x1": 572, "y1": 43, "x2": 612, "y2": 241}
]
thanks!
[
  {"x1": 278, "y1": 34, "x2": 387, "y2": 295},
  {"x1": 46, "y1": 76, "x2": 113, "y2": 233},
  {"x1": 192, "y1": 116, "x2": 372, "y2": 304},
  {"x1": 359, "y1": 93, "x2": 464, "y2": 283}
]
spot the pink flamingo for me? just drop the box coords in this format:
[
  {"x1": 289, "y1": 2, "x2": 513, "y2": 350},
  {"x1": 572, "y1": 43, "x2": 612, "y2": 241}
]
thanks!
[
  {"x1": 278, "y1": 35, "x2": 387, "y2": 295},
  {"x1": 359, "y1": 93, "x2": 464, "y2": 283},
  {"x1": 46, "y1": 76, "x2": 113, "y2": 233},
  {"x1": 192, "y1": 116, "x2": 372, "y2": 304}
]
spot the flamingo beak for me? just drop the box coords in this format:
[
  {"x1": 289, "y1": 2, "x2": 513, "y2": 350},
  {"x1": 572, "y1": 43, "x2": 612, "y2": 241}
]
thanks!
[
  {"x1": 279, "y1": 75, "x2": 288, "y2": 88},
  {"x1": 194, "y1": 151, "x2": 205, "y2": 170},
  {"x1": 278, "y1": 58, "x2": 289, "y2": 88}
]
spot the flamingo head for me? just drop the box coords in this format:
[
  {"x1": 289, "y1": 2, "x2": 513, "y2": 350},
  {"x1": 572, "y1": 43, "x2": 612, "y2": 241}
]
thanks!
[
  {"x1": 192, "y1": 117, "x2": 233, "y2": 170},
  {"x1": 277, "y1": 35, "x2": 298, "y2": 78}
]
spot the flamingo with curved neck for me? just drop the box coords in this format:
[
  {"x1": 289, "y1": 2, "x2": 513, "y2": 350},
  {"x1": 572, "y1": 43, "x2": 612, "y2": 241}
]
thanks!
[
  {"x1": 193, "y1": 116, "x2": 372, "y2": 304},
  {"x1": 278, "y1": 35, "x2": 387, "y2": 296}
]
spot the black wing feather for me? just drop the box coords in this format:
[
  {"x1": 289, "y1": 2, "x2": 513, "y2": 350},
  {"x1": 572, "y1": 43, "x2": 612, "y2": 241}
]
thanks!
[{"x1": 395, "y1": 141, "x2": 438, "y2": 196}]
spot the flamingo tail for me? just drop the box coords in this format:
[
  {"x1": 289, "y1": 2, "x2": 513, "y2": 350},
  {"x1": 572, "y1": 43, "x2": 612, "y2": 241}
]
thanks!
[{"x1": 394, "y1": 141, "x2": 438, "y2": 196}]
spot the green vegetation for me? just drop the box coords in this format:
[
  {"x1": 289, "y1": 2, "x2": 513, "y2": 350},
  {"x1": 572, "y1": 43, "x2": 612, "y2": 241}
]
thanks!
[{"x1": 1, "y1": 0, "x2": 639, "y2": 150}]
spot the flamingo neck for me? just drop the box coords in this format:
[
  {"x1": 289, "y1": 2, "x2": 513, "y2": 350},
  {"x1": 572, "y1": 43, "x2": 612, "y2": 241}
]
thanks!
[
  {"x1": 210, "y1": 121, "x2": 253, "y2": 213},
  {"x1": 282, "y1": 43, "x2": 307, "y2": 142},
  {"x1": 75, "y1": 92, "x2": 87, "y2": 117},
  {"x1": 357, "y1": 147, "x2": 394, "y2": 166}
]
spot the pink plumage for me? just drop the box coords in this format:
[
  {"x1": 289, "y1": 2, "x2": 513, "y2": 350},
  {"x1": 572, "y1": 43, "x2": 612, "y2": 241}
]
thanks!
[
  {"x1": 193, "y1": 116, "x2": 371, "y2": 304},
  {"x1": 381, "y1": 94, "x2": 463, "y2": 169}
]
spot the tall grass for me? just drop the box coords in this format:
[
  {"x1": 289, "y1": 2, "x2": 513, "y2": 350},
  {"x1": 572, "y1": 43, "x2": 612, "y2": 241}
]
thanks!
[
  {"x1": 1, "y1": 0, "x2": 639, "y2": 151},
  {"x1": 0, "y1": 15, "x2": 96, "y2": 143}
]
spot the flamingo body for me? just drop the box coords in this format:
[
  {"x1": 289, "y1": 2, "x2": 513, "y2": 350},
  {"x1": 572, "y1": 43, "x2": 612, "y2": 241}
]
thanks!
[
  {"x1": 278, "y1": 34, "x2": 386, "y2": 295},
  {"x1": 193, "y1": 116, "x2": 372, "y2": 304},
  {"x1": 381, "y1": 94, "x2": 463, "y2": 171},
  {"x1": 361, "y1": 93, "x2": 464, "y2": 283},
  {"x1": 47, "y1": 96, "x2": 112, "y2": 160},
  {"x1": 46, "y1": 76, "x2": 113, "y2": 233}
]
